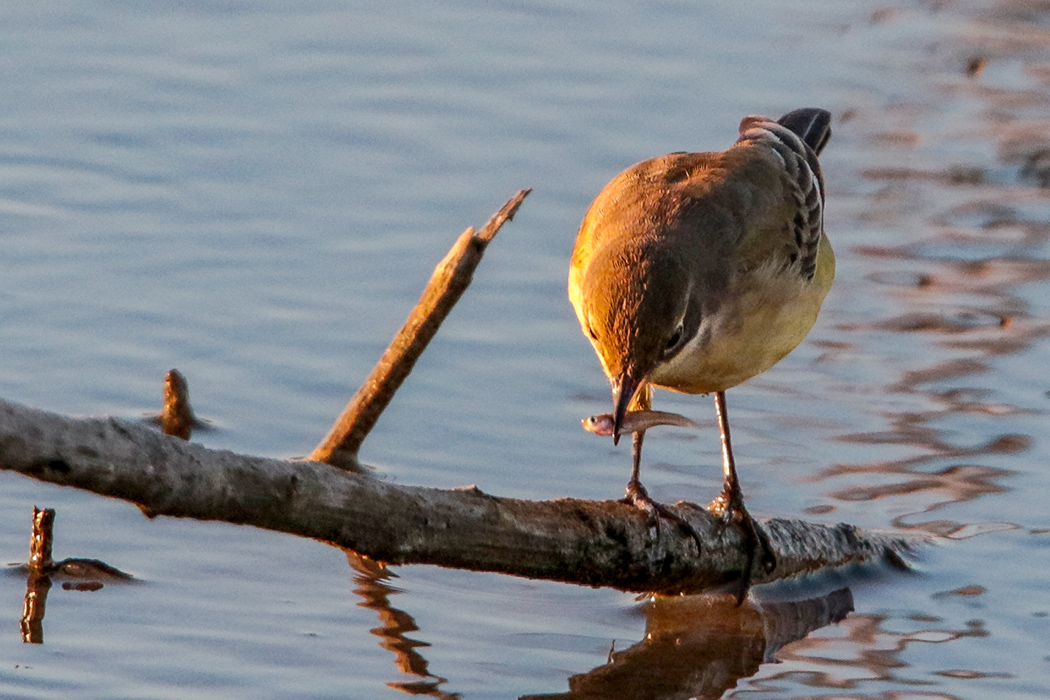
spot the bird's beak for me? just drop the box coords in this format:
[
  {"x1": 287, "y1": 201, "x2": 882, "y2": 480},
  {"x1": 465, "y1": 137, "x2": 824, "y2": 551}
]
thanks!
[{"x1": 611, "y1": 371, "x2": 642, "y2": 446}]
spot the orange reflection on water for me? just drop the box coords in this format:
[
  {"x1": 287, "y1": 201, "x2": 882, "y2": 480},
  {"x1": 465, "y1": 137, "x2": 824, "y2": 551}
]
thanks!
[
  {"x1": 814, "y1": 224, "x2": 1050, "y2": 535},
  {"x1": 733, "y1": 606, "x2": 1004, "y2": 698},
  {"x1": 346, "y1": 551, "x2": 460, "y2": 699},
  {"x1": 523, "y1": 588, "x2": 855, "y2": 700}
]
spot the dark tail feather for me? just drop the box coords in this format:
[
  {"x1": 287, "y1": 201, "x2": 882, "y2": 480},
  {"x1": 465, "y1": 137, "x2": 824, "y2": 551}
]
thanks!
[{"x1": 778, "y1": 108, "x2": 832, "y2": 156}]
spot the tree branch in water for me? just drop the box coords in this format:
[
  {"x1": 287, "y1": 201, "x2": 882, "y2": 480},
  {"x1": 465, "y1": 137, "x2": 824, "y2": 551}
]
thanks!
[{"x1": 0, "y1": 398, "x2": 919, "y2": 596}]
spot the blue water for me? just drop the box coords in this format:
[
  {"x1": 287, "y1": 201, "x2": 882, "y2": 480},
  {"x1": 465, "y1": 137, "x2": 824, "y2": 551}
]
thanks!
[{"x1": 1, "y1": 0, "x2": 1049, "y2": 698}]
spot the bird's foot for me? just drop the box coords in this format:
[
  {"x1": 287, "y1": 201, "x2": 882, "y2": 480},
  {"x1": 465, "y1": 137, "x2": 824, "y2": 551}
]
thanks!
[
  {"x1": 708, "y1": 489, "x2": 775, "y2": 605},
  {"x1": 621, "y1": 480, "x2": 703, "y2": 555}
]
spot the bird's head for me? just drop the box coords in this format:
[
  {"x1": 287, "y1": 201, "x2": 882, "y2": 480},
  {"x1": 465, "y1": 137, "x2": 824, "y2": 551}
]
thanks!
[{"x1": 575, "y1": 241, "x2": 703, "y2": 443}]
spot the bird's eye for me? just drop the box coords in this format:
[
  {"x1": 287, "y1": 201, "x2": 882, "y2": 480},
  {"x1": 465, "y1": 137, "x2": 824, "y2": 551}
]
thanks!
[
  {"x1": 664, "y1": 323, "x2": 684, "y2": 354},
  {"x1": 586, "y1": 325, "x2": 599, "y2": 341}
]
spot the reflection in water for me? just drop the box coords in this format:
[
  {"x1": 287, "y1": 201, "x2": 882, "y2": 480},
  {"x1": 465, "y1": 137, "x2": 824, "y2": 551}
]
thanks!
[
  {"x1": 730, "y1": 2, "x2": 1050, "y2": 694},
  {"x1": 814, "y1": 0, "x2": 1050, "y2": 542},
  {"x1": 737, "y1": 607, "x2": 1001, "y2": 698},
  {"x1": 808, "y1": 0, "x2": 1050, "y2": 545},
  {"x1": 12, "y1": 507, "x2": 134, "y2": 643},
  {"x1": 523, "y1": 588, "x2": 853, "y2": 700},
  {"x1": 20, "y1": 568, "x2": 50, "y2": 644},
  {"x1": 815, "y1": 238, "x2": 1050, "y2": 536},
  {"x1": 346, "y1": 551, "x2": 460, "y2": 699}
]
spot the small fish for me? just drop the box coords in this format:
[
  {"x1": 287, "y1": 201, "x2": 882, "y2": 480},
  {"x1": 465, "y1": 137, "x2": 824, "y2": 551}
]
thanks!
[{"x1": 582, "y1": 410, "x2": 700, "y2": 436}]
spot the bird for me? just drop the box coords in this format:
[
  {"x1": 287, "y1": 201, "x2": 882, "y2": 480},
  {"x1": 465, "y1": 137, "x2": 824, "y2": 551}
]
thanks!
[{"x1": 568, "y1": 108, "x2": 834, "y2": 598}]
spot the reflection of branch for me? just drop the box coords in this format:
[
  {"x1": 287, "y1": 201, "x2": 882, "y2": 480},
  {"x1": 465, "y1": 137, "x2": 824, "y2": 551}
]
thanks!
[
  {"x1": 522, "y1": 588, "x2": 854, "y2": 700},
  {"x1": 310, "y1": 190, "x2": 531, "y2": 472},
  {"x1": 20, "y1": 507, "x2": 54, "y2": 643},
  {"x1": 15, "y1": 506, "x2": 134, "y2": 644},
  {"x1": 0, "y1": 400, "x2": 921, "y2": 594},
  {"x1": 20, "y1": 569, "x2": 50, "y2": 644},
  {"x1": 346, "y1": 552, "x2": 460, "y2": 699}
]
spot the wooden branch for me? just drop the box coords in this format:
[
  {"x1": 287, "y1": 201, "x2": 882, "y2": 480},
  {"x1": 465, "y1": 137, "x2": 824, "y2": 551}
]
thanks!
[
  {"x1": 27, "y1": 506, "x2": 54, "y2": 573},
  {"x1": 310, "y1": 190, "x2": 531, "y2": 471},
  {"x1": 0, "y1": 398, "x2": 921, "y2": 596},
  {"x1": 158, "y1": 369, "x2": 197, "y2": 440}
]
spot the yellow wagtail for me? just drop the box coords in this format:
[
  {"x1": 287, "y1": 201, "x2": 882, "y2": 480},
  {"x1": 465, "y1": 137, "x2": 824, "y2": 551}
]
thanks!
[{"x1": 568, "y1": 108, "x2": 833, "y2": 597}]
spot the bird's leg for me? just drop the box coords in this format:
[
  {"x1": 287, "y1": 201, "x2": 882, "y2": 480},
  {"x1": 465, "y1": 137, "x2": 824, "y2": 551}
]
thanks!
[
  {"x1": 625, "y1": 417, "x2": 646, "y2": 498},
  {"x1": 708, "y1": 391, "x2": 775, "y2": 603},
  {"x1": 619, "y1": 388, "x2": 703, "y2": 554},
  {"x1": 622, "y1": 384, "x2": 652, "y2": 504}
]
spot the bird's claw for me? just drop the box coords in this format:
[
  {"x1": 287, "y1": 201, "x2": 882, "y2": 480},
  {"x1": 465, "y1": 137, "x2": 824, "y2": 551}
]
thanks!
[
  {"x1": 621, "y1": 480, "x2": 703, "y2": 556},
  {"x1": 708, "y1": 488, "x2": 775, "y2": 604}
]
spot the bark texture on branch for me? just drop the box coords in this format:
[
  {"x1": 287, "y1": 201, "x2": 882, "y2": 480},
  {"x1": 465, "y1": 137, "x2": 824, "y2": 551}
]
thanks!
[{"x1": 0, "y1": 398, "x2": 920, "y2": 595}]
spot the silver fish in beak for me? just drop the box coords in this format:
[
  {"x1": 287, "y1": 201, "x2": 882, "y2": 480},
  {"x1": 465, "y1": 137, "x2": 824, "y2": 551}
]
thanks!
[{"x1": 582, "y1": 409, "x2": 700, "y2": 437}]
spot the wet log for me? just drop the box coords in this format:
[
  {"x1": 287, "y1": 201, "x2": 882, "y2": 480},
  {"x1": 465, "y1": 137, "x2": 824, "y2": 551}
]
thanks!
[{"x1": 0, "y1": 397, "x2": 917, "y2": 595}]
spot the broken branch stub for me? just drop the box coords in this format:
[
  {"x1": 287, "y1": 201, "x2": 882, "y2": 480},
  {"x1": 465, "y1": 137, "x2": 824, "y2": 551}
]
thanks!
[{"x1": 310, "y1": 189, "x2": 531, "y2": 471}]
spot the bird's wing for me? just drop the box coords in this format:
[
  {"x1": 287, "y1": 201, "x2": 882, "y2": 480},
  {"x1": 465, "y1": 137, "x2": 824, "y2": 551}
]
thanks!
[{"x1": 731, "y1": 114, "x2": 828, "y2": 281}]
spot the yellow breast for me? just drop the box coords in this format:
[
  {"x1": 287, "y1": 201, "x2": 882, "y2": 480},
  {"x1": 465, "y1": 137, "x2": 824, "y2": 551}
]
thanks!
[{"x1": 650, "y1": 233, "x2": 835, "y2": 394}]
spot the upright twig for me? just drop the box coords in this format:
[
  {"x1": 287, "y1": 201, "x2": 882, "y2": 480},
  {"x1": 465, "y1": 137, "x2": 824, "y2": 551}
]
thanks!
[
  {"x1": 27, "y1": 506, "x2": 55, "y2": 573},
  {"x1": 159, "y1": 369, "x2": 196, "y2": 440},
  {"x1": 310, "y1": 189, "x2": 531, "y2": 471}
]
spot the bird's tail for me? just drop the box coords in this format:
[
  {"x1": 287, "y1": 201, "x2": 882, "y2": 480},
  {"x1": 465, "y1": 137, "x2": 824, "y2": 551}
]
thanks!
[{"x1": 776, "y1": 108, "x2": 832, "y2": 156}]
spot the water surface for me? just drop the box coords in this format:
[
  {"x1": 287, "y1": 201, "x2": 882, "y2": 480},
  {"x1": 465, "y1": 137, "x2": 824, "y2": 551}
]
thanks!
[{"x1": 0, "y1": 1, "x2": 1048, "y2": 698}]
